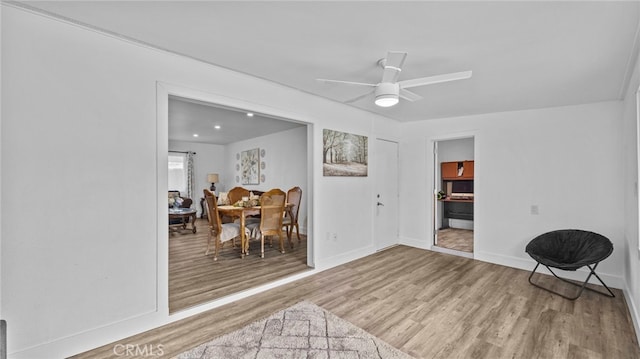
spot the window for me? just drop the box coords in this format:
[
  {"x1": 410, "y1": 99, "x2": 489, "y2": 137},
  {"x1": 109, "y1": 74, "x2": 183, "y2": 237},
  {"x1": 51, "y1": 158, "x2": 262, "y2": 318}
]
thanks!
[{"x1": 168, "y1": 152, "x2": 187, "y2": 195}]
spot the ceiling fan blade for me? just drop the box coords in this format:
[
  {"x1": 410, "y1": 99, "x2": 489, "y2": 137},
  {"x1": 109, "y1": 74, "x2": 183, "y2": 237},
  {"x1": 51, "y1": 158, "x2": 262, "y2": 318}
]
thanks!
[
  {"x1": 317, "y1": 78, "x2": 377, "y2": 87},
  {"x1": 381, "y1": 51, "x2": 407, "y2": 83},
  {"x1": 399, "y1": 70, "x2": 472, "y2": 89},
  {"x1": 399, "y1": 88, "x2": 423, "y2": 102},
  {"x1": 344, "y1": 90, "x2": 375, "y2": 104}
]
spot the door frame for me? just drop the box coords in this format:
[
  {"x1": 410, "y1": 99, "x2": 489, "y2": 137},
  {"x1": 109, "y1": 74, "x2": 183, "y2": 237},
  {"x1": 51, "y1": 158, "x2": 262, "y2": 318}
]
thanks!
[
  {"x1": 157, "y1": 81, "x2": 315, "y2": 315},
  {"x1": 428, "y1": 132, "x2": 477, "y2": 257}
]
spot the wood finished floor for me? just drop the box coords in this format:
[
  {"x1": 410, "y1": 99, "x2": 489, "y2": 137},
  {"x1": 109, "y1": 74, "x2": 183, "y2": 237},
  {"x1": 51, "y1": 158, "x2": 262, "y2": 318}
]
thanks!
[
  {"x1": 170, "y1": 218, "x2": 309, "y2": 313},
  {"x1": 73, "y1": 245, "x2": 639, "y2": 359},
  {"x1": 437, "y1": 228, "x2": 474, "y2": 252}
]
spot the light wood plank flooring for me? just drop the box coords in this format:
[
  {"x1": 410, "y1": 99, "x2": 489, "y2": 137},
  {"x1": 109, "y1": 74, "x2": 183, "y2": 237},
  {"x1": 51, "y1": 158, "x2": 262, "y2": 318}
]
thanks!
[
  {"x1": 73, "y1": 246, "x2": 639, "y2": 359},
  {"x1": 437, "y1": 228, "x2": 474, "y2": 252},
  {"x1": 170, "y1": 218, "x2": 309, "y2": 313}
]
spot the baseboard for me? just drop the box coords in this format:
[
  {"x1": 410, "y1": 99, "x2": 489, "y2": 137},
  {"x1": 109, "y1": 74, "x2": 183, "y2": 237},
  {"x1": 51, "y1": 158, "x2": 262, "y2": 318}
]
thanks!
[
  {"x1": 475, "y1": 251, "x2": 624, "y2": 289},
  {"x1": 399, "y1": 236, "x2": 431, "y2": 250},
  {"x1": 623, "y1": 284, "x2": 640, "y2": 347},
  {"x1": 429, "y1": 245, "x2": 474, "y2": 259},
  {"x1": 314, "y1": 244, "x2": 376, "y2": 270}
]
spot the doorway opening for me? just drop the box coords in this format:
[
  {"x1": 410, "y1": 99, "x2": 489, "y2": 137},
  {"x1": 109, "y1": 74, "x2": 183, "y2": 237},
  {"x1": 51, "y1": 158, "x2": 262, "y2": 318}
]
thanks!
[
  {"x1": 158, "y1": 83, "x2": 314, "y2": 314},
  {"x1": 433, "y1": 137, "x2": 474, "y2": 257}
]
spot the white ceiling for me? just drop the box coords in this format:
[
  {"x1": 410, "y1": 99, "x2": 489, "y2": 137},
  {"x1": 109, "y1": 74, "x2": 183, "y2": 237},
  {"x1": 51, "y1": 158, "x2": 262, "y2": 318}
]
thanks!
[
  {"x1": 168, "y1": 96, "x2": 304, "y2": 144},
  {"x1": 18, "y1": 1, "x2": 640, "y2": 127}
]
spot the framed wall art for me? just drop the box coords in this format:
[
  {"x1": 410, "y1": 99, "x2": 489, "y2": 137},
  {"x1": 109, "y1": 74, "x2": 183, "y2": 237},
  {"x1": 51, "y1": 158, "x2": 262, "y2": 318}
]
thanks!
[
  {"x1": 323, "y1": 129, "x2": 368, "y2": 176},
  {"x1": 241, "y1": 148, "x2": 260, "y2": 185}
]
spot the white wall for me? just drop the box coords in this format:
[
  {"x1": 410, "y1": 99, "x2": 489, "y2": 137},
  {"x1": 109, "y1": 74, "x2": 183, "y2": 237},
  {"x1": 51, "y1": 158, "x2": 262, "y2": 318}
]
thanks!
[
  {"x1": 168, "y1": 140, "x2": 226, "y2": 216},
  {"x1": 400, "y1": 101, "x2": 625, "y2": 288},
  {"x1": 1, "y1": 6, "x2": 390, "y2": 357},
  {"x1": 622, "y1": 40, "x2": 640, "y2": 342},
  {"x1": 225, "y1": 126, "x2": 308, "y2": 233},
  {"x1": 438, "y1": 137, "x2": 474, "y2": 163}
]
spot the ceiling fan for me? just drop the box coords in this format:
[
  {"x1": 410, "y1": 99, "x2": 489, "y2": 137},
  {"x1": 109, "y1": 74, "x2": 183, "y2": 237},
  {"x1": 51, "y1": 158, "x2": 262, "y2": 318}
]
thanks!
[{"x1": 317, "y1": 51, "x2": 472, "y2": 107}]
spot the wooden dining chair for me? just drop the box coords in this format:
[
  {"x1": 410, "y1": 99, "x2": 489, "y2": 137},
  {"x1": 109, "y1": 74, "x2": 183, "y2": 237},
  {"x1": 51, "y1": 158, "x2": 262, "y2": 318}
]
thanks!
[
  {"x1": 283, "y1": 186, "x2": 302, "y2": 246},
  {"x1": 246, "y1": 188, "x2": 286, "y2": 258},
  {"x1": 220, "y1": 186, "x2": 250, "y2": 223},
  {"x1": 203, "y1": 189, "x2": 244, "y2": 261},
  {"x1": 227, "y1": 186, "x2": 250, "y2": 206}
]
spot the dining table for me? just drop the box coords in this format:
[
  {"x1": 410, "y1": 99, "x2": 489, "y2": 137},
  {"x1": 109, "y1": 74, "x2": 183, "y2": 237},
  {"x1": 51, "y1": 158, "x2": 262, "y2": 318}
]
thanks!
[{"x1": 216, "y1": 203, "x2": 293, "y2": 258}]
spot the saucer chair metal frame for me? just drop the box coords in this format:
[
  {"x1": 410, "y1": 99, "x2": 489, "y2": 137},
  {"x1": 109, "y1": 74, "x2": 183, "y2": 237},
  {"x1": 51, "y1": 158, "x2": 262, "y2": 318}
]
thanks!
[{"x1": 526, "y1": 229, "x2": 615, "y2": 300}]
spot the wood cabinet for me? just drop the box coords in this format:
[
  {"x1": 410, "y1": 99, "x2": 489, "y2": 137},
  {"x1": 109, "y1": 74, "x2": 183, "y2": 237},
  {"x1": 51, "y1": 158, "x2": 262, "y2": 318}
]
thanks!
[
  {"x1": 441, "y1": 160, "x2": 474, "y2": 180},
  {"x1": 441, "y1": 162, "x2": 459, "y2": 179},
  {"x1": 462, "y1": 160, "x2": 474, "y2": 179}
]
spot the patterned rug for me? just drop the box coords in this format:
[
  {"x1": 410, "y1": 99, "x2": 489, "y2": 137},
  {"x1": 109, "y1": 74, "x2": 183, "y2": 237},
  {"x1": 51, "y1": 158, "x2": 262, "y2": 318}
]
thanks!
[{"x1": 176, "y1": 301, "x2": 414, "y2": 359}]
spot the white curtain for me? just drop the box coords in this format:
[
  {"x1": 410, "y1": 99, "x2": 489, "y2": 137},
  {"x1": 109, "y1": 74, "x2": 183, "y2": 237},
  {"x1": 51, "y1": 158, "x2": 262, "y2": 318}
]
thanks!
[{"x1": 186, "y1": 151, "x2": 195, "y2": 199}]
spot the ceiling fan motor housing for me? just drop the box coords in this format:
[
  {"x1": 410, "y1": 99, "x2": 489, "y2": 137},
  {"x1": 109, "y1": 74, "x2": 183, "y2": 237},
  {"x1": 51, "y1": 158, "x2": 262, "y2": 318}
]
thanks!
[{"x1": 375, "y1": 82, "x2": 400, "y2": 107}]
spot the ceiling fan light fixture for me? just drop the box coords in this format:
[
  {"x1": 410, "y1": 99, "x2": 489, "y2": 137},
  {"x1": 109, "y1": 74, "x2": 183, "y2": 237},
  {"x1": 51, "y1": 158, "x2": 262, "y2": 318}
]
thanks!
[
  {"x1": 317, "y1": 52, "x2": 472, "y2": 108},
  {"x1": 375, "y1": 94, "x2": 399, "y2": 107},
  {"x1": 374, "y1": 82, "x2": 400, "y2": 107}
]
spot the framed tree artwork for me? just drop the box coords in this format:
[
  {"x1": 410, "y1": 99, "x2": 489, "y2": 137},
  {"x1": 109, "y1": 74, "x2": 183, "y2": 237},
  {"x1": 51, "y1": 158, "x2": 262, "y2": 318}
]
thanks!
[{"x1": 323, "y1": 129, "x2": 368, "y2": 176}]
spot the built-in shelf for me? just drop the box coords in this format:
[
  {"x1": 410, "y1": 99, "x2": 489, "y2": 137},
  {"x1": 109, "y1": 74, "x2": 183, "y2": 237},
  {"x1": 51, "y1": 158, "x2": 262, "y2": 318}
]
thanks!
[{"x1": 439, "y1": 198, "x2": 474, "y2": 203}]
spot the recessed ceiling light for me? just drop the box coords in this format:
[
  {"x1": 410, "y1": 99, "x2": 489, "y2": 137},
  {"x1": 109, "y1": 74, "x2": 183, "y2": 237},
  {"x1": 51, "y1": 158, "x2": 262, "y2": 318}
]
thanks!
[
  {"x1": 192, "y1": 134, "x2": 199, "y2": 137},
  {"x1": 246, "y1": 112, "x2": 254, "y2": 117},
  {"x1": 214, "y1": 125, "x2": 221, "y2": 130}
]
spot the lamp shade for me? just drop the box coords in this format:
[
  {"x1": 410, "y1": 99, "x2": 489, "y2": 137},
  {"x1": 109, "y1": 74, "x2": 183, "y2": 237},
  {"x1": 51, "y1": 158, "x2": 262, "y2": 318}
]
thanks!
[{"x1": 207, "y1": 173, "x2": 219, "y2": 183}]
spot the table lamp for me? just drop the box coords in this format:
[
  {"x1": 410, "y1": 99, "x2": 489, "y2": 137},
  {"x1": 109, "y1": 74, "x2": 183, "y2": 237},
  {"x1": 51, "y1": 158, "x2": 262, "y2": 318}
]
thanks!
[{"x1": 207, "y1": 173, "x2": 219, "y2": 192}]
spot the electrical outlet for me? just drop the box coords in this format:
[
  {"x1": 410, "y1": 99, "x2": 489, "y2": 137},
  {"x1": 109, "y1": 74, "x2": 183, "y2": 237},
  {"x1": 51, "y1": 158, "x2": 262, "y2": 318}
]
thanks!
[
  {"x1": 530, "y1": 205, "x2": 539, "y2": 215},
  {"x1": 332, "y1": 233, "x2": 338, "y2": 241}
]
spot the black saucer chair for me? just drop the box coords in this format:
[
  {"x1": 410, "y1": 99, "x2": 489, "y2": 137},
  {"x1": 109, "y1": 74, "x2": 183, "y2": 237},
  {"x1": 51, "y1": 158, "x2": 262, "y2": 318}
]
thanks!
[{"x1": 525, "y1": 229, "x2": 615, "y2": 300}]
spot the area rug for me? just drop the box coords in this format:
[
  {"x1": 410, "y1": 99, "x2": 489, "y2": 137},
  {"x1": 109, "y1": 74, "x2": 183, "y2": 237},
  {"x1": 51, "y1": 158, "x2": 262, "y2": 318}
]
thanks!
[{"x1": 176, "y1": 301, "x2": 414, "y2": 359}]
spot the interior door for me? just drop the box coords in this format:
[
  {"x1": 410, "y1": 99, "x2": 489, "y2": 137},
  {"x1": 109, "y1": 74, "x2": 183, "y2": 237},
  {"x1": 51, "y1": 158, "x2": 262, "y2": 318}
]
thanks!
[{"x1": 374, "y1": 139, "x2": 399, "y2": 251}]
